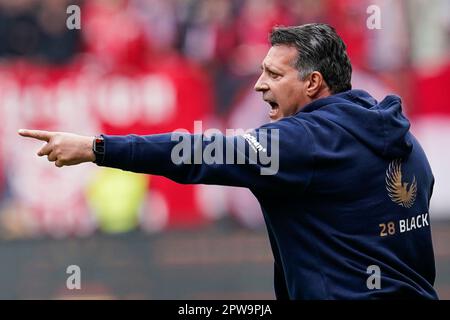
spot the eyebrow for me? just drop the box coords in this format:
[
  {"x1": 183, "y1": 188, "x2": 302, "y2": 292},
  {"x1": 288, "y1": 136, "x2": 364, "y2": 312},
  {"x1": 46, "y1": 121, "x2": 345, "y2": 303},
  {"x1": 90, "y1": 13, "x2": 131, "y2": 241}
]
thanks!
[{"x1": 261, "y1": 63, "x2": 283, "y2": 74}]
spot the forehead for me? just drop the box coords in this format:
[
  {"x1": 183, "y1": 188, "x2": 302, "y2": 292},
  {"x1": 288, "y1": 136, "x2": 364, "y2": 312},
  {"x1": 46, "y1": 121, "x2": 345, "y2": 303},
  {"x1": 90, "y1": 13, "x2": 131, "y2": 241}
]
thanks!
[{"x1": 263, "y1": 45, "x2": 298, "y2": 70}]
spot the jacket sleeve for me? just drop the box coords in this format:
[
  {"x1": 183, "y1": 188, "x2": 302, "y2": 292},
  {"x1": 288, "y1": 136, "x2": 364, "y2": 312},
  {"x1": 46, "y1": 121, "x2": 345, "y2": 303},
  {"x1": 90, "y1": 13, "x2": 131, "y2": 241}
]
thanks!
[{"x1": 95, "y1": 118, "x2": 315, "y2": 193}]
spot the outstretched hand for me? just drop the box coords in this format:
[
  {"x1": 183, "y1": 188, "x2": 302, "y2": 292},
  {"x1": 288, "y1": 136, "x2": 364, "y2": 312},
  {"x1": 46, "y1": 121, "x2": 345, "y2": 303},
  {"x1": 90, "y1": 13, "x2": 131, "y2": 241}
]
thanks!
[{"x1": 18, "y1": 129, "x2": 96, "y2": 167}]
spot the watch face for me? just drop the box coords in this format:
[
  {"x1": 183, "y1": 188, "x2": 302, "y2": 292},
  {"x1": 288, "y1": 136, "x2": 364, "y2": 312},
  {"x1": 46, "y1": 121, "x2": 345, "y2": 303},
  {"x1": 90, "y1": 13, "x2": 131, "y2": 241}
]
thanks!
[
  {"x1": 95, "y1": 137, "x2": 105, "y2": 153},
  {"x1": 93, "y1": 137, "x2": 105, "y2": 164}
]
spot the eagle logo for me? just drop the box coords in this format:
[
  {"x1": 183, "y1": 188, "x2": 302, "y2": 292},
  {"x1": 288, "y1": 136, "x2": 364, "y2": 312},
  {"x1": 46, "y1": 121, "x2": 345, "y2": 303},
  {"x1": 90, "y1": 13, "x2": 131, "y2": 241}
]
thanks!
[{"x1": 385, "y1": 159, "x2": 417, "y2": 208}]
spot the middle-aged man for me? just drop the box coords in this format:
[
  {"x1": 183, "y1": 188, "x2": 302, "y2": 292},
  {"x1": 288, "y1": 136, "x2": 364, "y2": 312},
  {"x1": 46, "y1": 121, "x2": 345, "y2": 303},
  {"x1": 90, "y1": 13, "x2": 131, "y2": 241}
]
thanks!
[{"x1": 19, "y1": 23, "x2": 438, "y2": 299}]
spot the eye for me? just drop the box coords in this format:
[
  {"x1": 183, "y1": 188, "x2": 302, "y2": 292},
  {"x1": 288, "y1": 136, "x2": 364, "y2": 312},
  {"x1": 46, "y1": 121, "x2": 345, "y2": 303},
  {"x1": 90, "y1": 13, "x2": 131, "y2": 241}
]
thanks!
[{"x1": 267, "y1": 70, "x2": 280, "y2": 79}]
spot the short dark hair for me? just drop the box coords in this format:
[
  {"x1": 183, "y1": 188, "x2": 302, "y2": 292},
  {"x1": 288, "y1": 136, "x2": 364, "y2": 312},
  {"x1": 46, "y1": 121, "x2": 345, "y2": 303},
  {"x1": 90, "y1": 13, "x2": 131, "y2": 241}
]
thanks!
[{"x1": 270, "y1": 23, "x2": 352, "y2": 94}]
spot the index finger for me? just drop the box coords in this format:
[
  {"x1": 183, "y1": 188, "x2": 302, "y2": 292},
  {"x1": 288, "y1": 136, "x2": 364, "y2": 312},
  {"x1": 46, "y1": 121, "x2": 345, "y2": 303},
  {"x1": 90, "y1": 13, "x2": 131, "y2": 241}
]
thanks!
[{"x1": 18, "y1": 129, "x2": 54, "y2": 142}]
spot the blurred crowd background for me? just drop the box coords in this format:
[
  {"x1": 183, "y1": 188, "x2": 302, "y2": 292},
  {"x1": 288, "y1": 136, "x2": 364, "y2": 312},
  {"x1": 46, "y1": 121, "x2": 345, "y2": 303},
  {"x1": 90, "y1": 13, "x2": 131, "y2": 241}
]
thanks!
[{"x1": 0, "y1": 0, "x2": 449, "y2": 299}]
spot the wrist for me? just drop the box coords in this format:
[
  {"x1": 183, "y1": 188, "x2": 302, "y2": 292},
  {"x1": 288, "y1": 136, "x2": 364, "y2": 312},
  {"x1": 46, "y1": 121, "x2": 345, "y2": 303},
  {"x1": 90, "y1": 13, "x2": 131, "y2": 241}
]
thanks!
[{"x1": 87, "y1": 137, "x2": 96, "y2": 162}]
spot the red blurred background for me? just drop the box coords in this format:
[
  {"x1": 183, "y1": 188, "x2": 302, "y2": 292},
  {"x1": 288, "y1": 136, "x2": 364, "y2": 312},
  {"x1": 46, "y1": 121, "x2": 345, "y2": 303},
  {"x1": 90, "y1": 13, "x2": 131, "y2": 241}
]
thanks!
[{"x1": 0, "y1": 0, "x2": 449, "y2": 299}]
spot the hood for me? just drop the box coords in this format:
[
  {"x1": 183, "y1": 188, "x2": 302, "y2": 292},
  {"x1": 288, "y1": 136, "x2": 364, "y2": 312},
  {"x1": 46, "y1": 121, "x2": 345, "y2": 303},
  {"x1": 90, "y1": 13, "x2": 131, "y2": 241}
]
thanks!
[{"x1": 300, "y1": 89, "x2": 413, "y2": 159}]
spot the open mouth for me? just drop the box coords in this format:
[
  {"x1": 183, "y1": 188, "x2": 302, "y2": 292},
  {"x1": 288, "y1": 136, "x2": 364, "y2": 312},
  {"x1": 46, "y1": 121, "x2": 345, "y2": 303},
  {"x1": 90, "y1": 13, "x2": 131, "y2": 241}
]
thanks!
[{"x1": 268, "y1": 101, "x2": 279, "y2": 119}]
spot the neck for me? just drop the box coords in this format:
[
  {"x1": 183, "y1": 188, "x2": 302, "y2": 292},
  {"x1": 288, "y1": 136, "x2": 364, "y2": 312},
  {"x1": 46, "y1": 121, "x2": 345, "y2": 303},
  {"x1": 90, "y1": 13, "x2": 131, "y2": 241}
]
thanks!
[
  {"x1": 313, "y1": 86, "x2": 332, "y2": 101},
  {"x1": 297, "y1": 86, "x2": 332, "y2": 112}
]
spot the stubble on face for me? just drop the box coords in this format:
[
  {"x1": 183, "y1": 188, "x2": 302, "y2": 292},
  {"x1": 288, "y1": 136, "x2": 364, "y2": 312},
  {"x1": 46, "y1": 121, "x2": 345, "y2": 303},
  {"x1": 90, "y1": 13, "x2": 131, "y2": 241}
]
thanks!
[{"x1": 255, "y1": 45, "x2": 308, "y2": 122}]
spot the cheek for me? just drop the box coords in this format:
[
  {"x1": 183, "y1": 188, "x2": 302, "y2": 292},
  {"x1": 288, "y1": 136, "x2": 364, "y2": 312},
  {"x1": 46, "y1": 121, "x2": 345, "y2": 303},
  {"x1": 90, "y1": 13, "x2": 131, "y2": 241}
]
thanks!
[
  {"x1": 296, "y1": 90, "x2": 308, "y2": 106},
  {"x1": 285, "y1": 83, "x2": 306, "y2": 105}
]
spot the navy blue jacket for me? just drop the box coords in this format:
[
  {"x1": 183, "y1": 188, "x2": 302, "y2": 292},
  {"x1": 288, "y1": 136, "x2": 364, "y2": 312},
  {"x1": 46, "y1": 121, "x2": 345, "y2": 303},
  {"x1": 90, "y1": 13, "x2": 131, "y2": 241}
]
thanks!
[{"x1": 97, "y1": 89, "x2": 438, "y2": 299}]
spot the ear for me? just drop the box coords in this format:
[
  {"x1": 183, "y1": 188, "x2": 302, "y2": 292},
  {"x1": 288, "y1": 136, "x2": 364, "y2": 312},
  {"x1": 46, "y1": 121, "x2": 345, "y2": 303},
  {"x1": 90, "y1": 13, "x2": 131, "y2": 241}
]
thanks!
[{"x1": 305, "y1": 71, "x2": 325, "y2": 98}]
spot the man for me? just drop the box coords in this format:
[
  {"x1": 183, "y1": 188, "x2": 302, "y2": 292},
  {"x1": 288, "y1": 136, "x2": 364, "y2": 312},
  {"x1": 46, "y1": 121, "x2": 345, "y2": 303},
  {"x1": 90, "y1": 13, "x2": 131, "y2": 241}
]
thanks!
[{"x1": 19, "y1": 24, "x2": 438, "y2": 299}]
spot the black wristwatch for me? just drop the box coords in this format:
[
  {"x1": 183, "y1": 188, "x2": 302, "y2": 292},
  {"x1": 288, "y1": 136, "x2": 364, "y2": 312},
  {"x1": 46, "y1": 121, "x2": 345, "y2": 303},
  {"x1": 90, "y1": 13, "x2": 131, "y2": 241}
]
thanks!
[{"x1": 92, "y1": 135, "x2": 105, "y2": 163}]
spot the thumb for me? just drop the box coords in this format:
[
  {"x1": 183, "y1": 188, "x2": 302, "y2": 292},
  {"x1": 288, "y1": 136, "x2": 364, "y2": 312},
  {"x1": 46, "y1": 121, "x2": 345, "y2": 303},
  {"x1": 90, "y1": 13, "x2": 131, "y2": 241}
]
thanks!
[{"x1": 18, "y1": 129, "x2": 53, "y2": 142}]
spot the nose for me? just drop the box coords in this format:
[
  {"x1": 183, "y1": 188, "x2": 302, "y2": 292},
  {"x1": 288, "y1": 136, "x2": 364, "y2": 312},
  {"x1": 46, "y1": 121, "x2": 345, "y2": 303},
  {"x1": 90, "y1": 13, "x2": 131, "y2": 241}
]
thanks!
[{"x1": 254, "y1": 74, "x2": 269, "y2": 92}]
